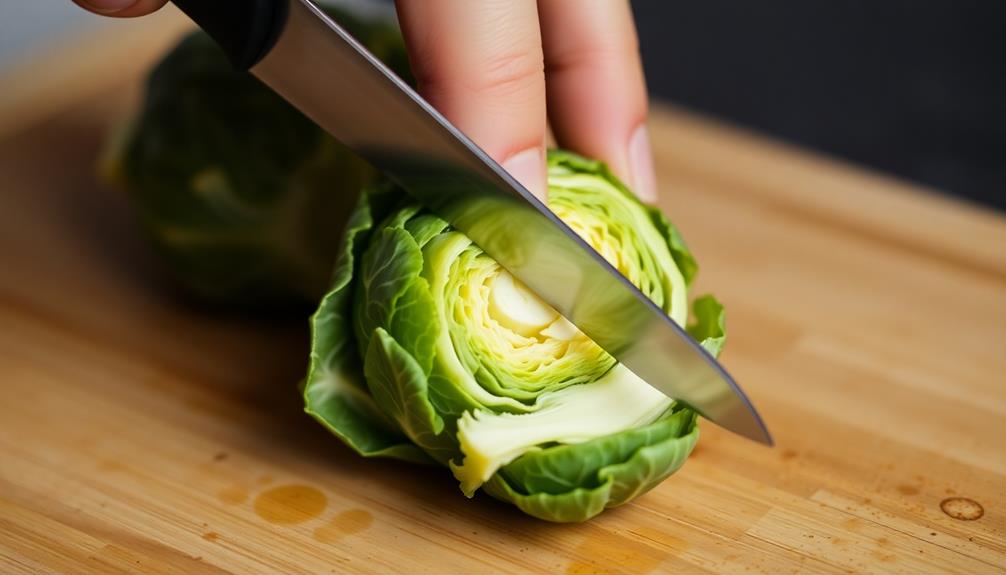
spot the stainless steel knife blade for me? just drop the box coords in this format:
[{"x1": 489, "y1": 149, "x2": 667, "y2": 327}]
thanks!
[{"x1": 248, "y1": 0, "x2": 771, "y2": 444}]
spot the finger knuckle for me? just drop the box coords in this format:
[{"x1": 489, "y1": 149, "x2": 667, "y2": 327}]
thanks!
[
  {"x1": 548, "y1": 37, "x2": 639, "y2": 75},
  {"x1": 467, "y1": 49, "x2": 544, "y2": 100}
]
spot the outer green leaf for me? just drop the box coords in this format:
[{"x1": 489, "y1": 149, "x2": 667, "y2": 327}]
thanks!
[
  {"x1": 304, "y1": 186, "x2": 431, "y2": 464},
  {"x1": 403, "y1": 213, "x2": 449, "y2": 248},
  {"x1": 600, "y1": 411, "x2": 699, "y2": 506},
  {"x1": 483, "y1": 475, "x2": 611, "y2": 523},
  {"x1": 687, "y1": 295, "x2": 727, "y2": 358},
  {"x1": 363, "y1": 328, "x2": 455, "y2": 463},
  {"x1": 497, "y1": 407, "x2": 693, "y2": 494},
  {"x1": 647, "y1": 208, "x2": 699, "y2": 287},
  {"x1": 354, "y1": 224, "x2": 438, "y2": 373},
  {"x1": 484, "y1": 409, "x2": 698, "y2": 522}
]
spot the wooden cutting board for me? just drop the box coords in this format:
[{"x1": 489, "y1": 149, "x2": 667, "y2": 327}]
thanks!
[{"x1": 1, "y1": 7, "x2": 1003, "y2": 574}]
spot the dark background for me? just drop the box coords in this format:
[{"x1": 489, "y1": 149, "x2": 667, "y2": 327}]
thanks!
[{"x1": 632, "y1": 1, "x2": 1006, "y2": 211}]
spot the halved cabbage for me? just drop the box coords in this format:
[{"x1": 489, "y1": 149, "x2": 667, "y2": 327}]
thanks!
[{"x1": 304, "y1": 151, "x2": 725, "y2": 521}]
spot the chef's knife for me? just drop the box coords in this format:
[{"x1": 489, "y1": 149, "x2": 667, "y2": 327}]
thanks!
[{"x1": 169, "y1": 0, "x2": 772, "y2": 445}]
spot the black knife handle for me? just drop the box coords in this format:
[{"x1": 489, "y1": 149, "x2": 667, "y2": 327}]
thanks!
[{"x1": 170, "y1": 0, "x2": 288, "y2": 69}]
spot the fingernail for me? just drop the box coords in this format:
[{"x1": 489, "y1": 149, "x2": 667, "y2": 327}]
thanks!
[
  {"x1": 81, "y1": 0, "x2": 137, "y2": 14},
  {"x1": 502, "y1": 147, "x2": 547, "y2": 202},
  {"x1": 628, "y1": 124, "x2": 658, "y2": 202}
]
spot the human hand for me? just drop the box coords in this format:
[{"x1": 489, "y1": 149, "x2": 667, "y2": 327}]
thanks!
[
  {"x1": 74, "y1": 0, "x2": 657, "y2": 202},
  {"x1": 396, "y1": 0, "x2": 655, "y2": 201}
]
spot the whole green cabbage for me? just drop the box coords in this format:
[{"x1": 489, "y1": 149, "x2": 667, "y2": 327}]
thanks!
[
  {"x1": 106, "y1": 7, "x2": 409, "y2": 305},
  {"x1": 304, "y1": 151, "x2": 725, "y2": 522}
]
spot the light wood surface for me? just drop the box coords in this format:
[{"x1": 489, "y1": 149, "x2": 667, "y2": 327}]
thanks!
[{"x1": 1, "y1": 6, "x2": 1004, "y2": 574}]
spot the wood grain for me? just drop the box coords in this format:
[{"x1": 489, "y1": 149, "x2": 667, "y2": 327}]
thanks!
[{"x1": 1, "y1": 6, "x2": 1004, "y2": 573}]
